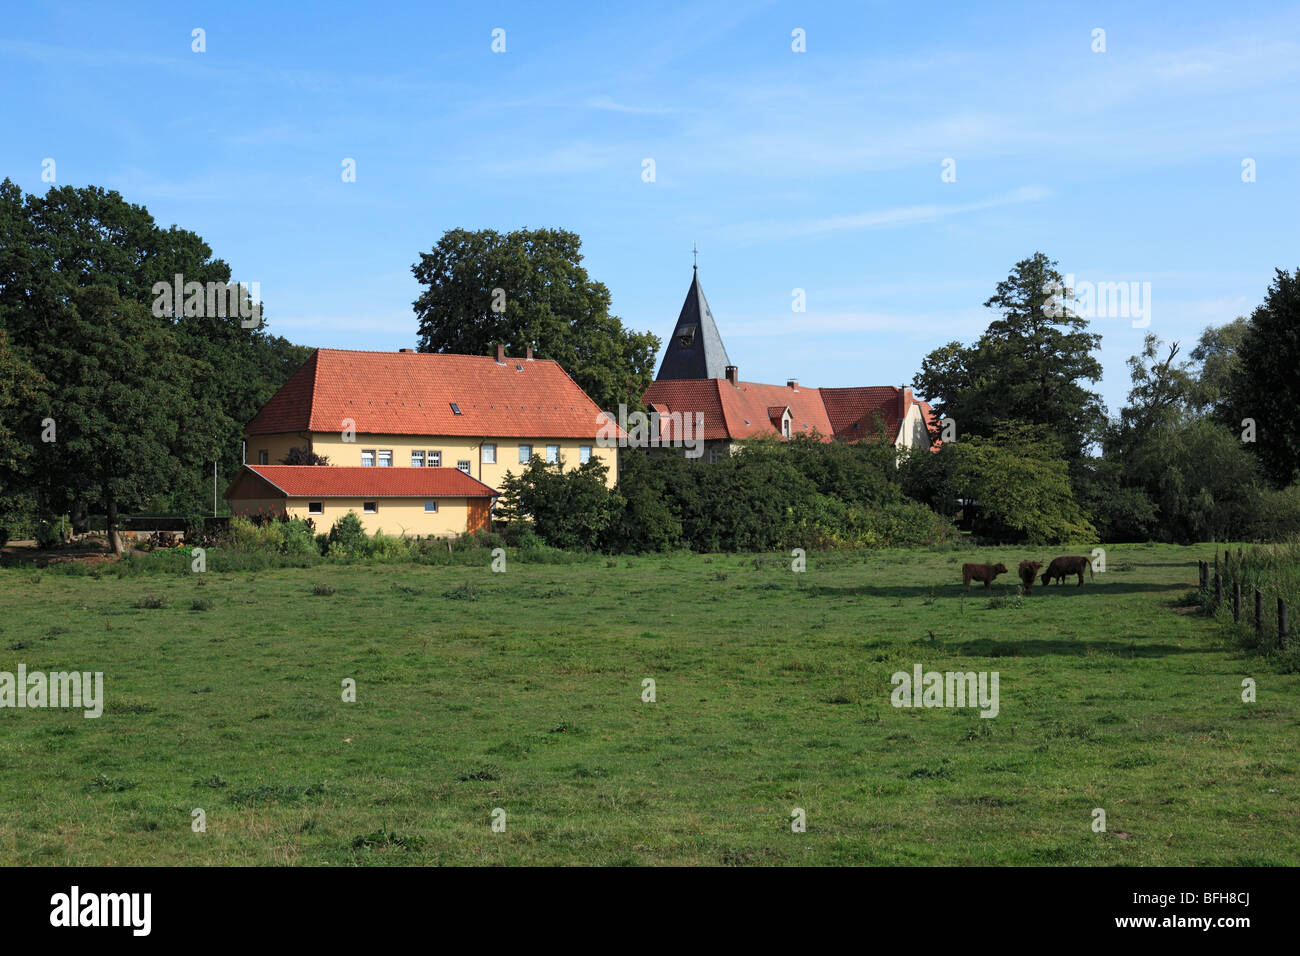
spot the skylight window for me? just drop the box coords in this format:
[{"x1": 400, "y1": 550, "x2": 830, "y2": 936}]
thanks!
[{"x1": 450, "y1": 402, "x2": 462, "y2": 415}]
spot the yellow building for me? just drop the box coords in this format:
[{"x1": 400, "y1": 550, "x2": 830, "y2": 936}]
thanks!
[
  {"x1": 225, "y1": 465, "x2": 495, "y2": 536},
  {"x1": 243, "y1": 346, "x2": 620, "y2": 493}
]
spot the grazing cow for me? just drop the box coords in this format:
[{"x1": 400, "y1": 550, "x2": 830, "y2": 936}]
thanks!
[
  {"x1": 962, "y1": 562, "x2": 1008, "y2": 591},
  {"x1": 1018, "y1": 560, "x2": 1042, "y2": 594},
  {"x1": 1040, "y1": 555, "x2": 1094, "y2": 587}
]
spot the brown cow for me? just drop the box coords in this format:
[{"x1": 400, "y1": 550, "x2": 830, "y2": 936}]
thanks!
[
  {"x1": 1040, "y1": 555, "x2": 1094, "y2": 587},
  {"x1": 962, "y1": 562, "x2": 1008, "y2": 591},
  {"x1": 1018, "y1": 560, "x2": 1042, "y2": 594}
]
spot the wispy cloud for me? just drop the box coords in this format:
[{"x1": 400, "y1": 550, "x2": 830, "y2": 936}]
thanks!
[
  {"x1": 721, "y1": 185, "x2": 1052, "y2": 242},
  {"x1": 585, "y1": 95, "x2": 672, "y2": 115}
]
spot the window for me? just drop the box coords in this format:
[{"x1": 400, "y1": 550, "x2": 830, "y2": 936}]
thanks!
[
  {"x1": 546, "y1": 444, "x2": 560, "y2": 464},
  {"x1": 457, "y1": 460, "x2": 471, "y2": 474},
  {"x1": 424, "y1": 501, "x2": 438, "y2": 513},
  {"x1": 361, "y1": 449, "x2": 375, "y2": 467},
  {"x1": 258, "y1": 450, "x2": 269, "y2": 465},
  {"x1": 518, "y1": 444, "x2": 532, "y2": 464},
  {"x1": 676, "y1": 324, "x2": 697, "y2": 348},
  {"x1": 782, "y1": 417, "x2": 792, "y2": 439},
  {"x1": 411, "y1": 451, "x2": 425, "y2": 467},
  {"x1": 450, "y1": 402, "x2": 462, "y2": 415},
  {"x1": 481, "y1": 443, "x2": 496, "y2": 465},
  {"x1": 308, "y1": 502, "x2": 323, "y2": 515},
  {"x1": 377, "y1": 449, "x2": 392, "y2": 467},
  {"x1": 363, "y1": 501, "x2": 378, "y2": 514},
  {"x1": 428, "y1": 450, "x2": 442, "y2": 468},
  {"x1": 579, "y1": 445, "x2": 592, "y2": 464}
]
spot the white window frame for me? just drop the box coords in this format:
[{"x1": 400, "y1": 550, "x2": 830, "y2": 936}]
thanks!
[
  {"x1": 546, "y1": 444, "x2": 560, "y2": 464},
  {"x1": 363, "y1": 501, "x2": 378, "y2": 514},
  {"x1": 518, "y1": 444, "x2": 532, "y2": 464},
  {"x1": 361, "y1": 449, "x2": 375, "y2": 467},
  {"x1": 579, "y1": 445, "x2": 592, "y2": 464},
  {"x1": 428, "y1": 450, "x2": 442, "y2": 468},
  {"x1": 377, "y1": 449, "x2": 393, "y2": 468},
  {"x1": 424, "y1": 500, "x2": 438, "y2": 513},
  {"x1": 481, "y1": 443, "x2": 497, "y2": 465},
  {"x1": 457, "y1": 460, "x2": 471, "y2": 474},
  {"x1": 411, "y1": 450, "x2": 425, "y2": 467},
  {"x1": 308, "y1": 501, "x2": 324, "y2": 515}
]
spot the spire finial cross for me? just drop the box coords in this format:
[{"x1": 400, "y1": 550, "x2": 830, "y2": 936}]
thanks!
[{"x1": 692, "y1": 241, "x2": 698, "y2": 271}]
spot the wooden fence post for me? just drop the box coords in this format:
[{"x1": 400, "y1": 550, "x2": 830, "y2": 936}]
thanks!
[
  {"x1": 1255, "y1": 588, "x2": 1263, "y2": 635},
  {"x1": 1280, "y1": 598, "x2": 1289, "y2": 649},
  {"x1": 1233, "y1": 582, "x2": 1241, "y2": 623}
]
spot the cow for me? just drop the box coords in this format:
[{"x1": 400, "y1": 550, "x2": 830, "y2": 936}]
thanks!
[
  {"x1": 1018, "y1": 560, "x2": 1042, "y2": 594},
  {"x1": 1040, "y1": 555, "x2": 1094, "y2": 587},
  {"x1": 962, "y1": 562, "x2": 1008, "y2": 591}
]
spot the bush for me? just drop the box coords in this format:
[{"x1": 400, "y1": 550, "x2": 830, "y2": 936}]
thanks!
[
  {"x1": 35, "y1": 519, "x2": 62, "y2": 550},
  {"x1": 327, "y1": 511, "x2": 367, "y2": 556}
]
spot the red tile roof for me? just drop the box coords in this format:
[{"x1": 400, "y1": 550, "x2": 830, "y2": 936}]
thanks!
[
  {"x1": 230, "y1": 465, "x2": 497, "y2": 499},
  {"x1": 246, "y1": 348, "x2": 621, "y2": 440},
  {"x1": 644, "y1": 379, "x2": 836, "y2": 442},
  {"x1": 647, "y1": 377, "x2": 926, "y2": 443},
  {"x1": 820, "y1": 386, "x2": 905, "y2": 441}
]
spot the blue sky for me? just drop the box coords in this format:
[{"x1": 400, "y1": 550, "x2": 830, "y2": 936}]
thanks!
[{"x1": 3, "y1": 1, "x2": 1298, "y2": 414}]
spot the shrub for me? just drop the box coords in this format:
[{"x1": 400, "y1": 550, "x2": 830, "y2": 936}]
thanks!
[{"x1": 327, "y1": 511, "x2": 367, "y2": 557}]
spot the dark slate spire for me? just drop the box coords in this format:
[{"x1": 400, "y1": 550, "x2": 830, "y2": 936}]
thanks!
[{"x1": 655, "y1": 267, "x2": 733, "y2": 380}]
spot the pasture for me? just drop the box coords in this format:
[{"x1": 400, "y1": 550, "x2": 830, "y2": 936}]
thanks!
[{"x1": 0, "y1": 543, "x2": 1295, "y2": 865}]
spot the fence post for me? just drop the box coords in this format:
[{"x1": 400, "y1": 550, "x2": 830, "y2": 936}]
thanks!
[
  {"x1": 1280, "y1": 598, "x2": 1289, "y2": 649},
  {"x1": 1233, "y1": 582, "x2": 1241, "y2": 623},
  {"x1": 1255, "y1": 588, "x2": 1263, "y2": 635},
  {"x1": 1199, "y1": 561, "x2": 1207, "y2": 591},
  {"x1": 1214, "y1": 572, "x2": 1222, "y2": 605}
]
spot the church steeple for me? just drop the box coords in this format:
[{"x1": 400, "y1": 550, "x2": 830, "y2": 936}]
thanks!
[{"x1": 655, "y1": 266, "x2": 733, "y2": 381}]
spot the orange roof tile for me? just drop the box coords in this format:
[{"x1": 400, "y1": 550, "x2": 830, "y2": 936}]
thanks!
[
  {"x1": 246, "y1": 348, "x2": 620, "y2": 440},
  {"x1": 231, "y1": 465, "x2": 497, "y2": 498}
]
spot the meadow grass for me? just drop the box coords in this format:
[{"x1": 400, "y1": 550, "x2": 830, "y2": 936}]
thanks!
[{"x1": 0, "y1": 543, "x2": 1295, "y2": 866}]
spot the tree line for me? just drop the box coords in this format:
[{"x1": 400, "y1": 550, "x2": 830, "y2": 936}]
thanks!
[{"x1": 4, "y1": 177, "x2": 1299, "y2": 550}]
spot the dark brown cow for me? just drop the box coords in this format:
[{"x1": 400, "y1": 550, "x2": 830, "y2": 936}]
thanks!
[
  {"x1": 1018, "y1": 560, "x2": 1042, "y2": 594},
  {"x1": 1040, "y1": 555, "x2": 1094, "y2": 587},
  {"x1": 962, "y1": 562, "x2": 1008, "y2": 591}
]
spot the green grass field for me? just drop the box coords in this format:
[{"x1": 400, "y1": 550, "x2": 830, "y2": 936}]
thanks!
[{"x1": 0, "y1": 543, "x2": 1295, "y2": 865}]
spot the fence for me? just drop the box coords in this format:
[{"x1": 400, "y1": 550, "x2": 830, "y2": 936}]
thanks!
[{"x1": 1198, "y1": 547, "x2": 1290, "y2": 649}]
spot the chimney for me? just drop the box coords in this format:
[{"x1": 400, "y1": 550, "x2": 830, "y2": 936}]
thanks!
[
  {"x1": 787, "y1": 379, "x2": 798, "y2": 390},
  {"x1": 725, "y1": 365, "x2": 739, "y2": 386},
  {"x1": 495, "y1": 343, "x2": 506, "y2": 364},
  {"x1": 399, "y1": 348, "x2": 413, "y2": 353},
  {"x1": 900, "y1": 385, "x2": 913, "y2": 418},
  {"x1": 525, "y1": 346, "x2": 534, "y2": 361}
]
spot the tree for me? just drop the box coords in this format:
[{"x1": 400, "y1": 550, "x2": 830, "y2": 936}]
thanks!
[
  {"x1": 0, "y1": 328, "x2": 47, "y2": 538},
  {"x1": 32, "y1": 287, "x2": 206, "y2": 553},
  {"x1": 1229, "y1": 268, "x2": 1300, "y2": 485},
  {"x1": 412, "y1": 228, "x2": 659, "y2": 411},
  {"x1": 915, "y1": 253, "x2": 1105, "y2": 467},
  {"x1": 1189, "y1": 317, "x2": 1247, "y2": 420},
  {"x1": 280, "y1": 446, "x2": 331, "y2": 465},
  {"x1": 0, "y1": 178, "x2": 312, "y2": 526},
  {"x1": 903, "y1": 421, "x2": 1095, "y2": 543}
]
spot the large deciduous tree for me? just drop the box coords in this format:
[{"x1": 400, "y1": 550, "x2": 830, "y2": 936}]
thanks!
[
  {"x1": 0, "y1": 177, "x2": 312, "y2": 535},
  {"x1": 914, "y1": 252, "x2": 1105, "y2": 467},
  {"x1": 1229, "y1": 268, "x2": 1300, "y2": 485},
  {"x1": 412, "y1": 228, "x2": 659, "y2": 412}
]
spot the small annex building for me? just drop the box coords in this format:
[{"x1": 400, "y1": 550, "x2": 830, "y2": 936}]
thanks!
[{"x1": 225, "y1": 464, "x2": 498, "y2": 537}]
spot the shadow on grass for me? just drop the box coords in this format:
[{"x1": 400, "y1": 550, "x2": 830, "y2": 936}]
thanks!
[
  {"x1": 802, "y1": 582, "x2": 1190, "y2": 600},
  {"x1": 950, "y1": 637, "x2": 1213, "y2": 658}
]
